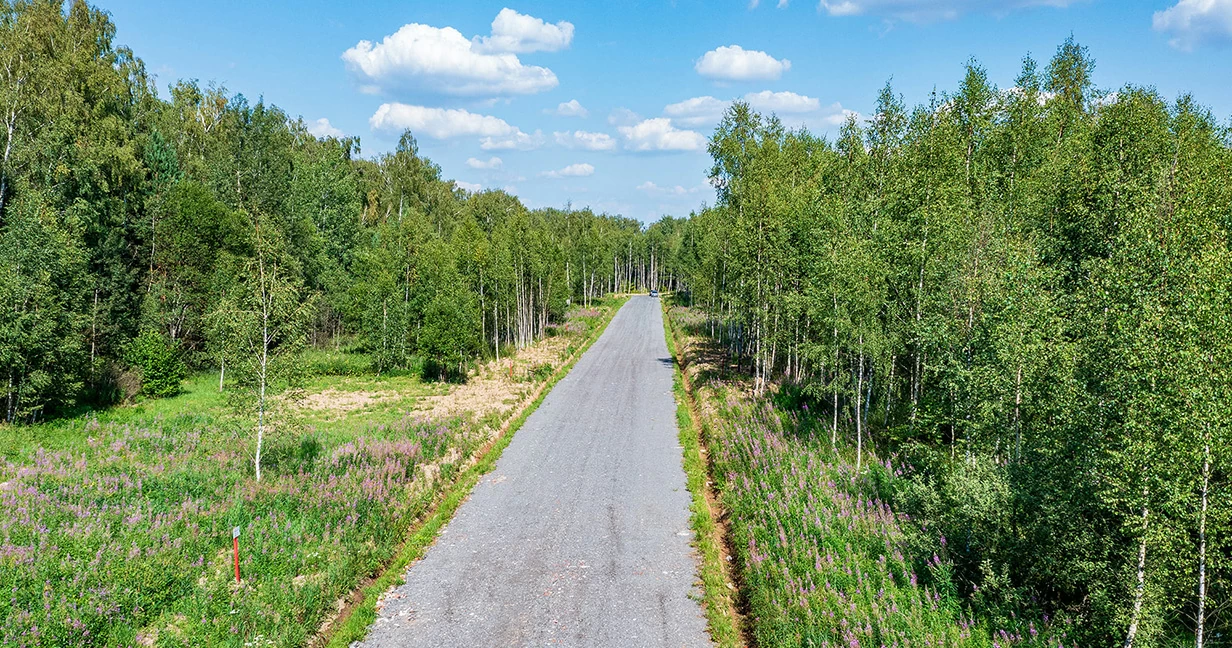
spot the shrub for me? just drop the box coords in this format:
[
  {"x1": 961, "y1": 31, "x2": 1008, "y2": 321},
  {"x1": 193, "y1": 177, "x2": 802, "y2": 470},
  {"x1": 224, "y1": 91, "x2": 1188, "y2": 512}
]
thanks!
[{"x1": 125, "y1": 330, "x2": 187, "y2": 398}]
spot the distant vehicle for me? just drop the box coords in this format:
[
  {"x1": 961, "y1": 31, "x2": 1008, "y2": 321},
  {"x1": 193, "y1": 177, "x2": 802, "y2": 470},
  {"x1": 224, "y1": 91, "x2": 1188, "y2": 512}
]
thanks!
[{"x1": 650, "y1": 289, "x2": 659, "y2": 297}]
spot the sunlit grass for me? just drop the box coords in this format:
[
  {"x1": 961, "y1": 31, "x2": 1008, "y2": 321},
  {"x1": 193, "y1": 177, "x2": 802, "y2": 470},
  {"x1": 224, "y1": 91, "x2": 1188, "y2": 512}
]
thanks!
[{"x1": 0, "y1": 300, "x2": 625, "y2": 647}]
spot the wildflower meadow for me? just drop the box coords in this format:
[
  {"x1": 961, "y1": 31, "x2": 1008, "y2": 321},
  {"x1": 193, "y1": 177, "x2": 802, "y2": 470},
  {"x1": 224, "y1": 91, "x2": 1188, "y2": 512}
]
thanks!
[
  {"x1": 0, "y1": 410, "x2": 476, "y2": 647},
  {"x1": 713, "y1": 401, "x2": 1072, "y2": 648}
]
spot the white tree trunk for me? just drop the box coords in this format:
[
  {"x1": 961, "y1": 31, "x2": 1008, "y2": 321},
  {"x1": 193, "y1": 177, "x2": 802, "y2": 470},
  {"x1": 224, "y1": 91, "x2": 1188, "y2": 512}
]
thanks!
[
  {"x1": 855, "y1": 336, "x2": 864, "y2": 476},
  {"x1": 1125, "y1": 487, "x2": 1149, "y2": 648},
  {"x1": 1197, "y1": 442, "x2": 1209, "y2": 648}
]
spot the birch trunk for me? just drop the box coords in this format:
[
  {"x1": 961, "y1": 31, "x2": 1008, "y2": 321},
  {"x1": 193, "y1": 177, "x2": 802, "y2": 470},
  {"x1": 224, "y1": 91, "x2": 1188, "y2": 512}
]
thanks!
[
  {"x1": 855, "y1": 337, "x2": 865, "y2": 476},
  {"x1": 254, "y1": 252, "x2": 270, "y2": 483},
  {"x1": 1197, "y1": 443, "x2": 1209, "y2": 648},
  {"x1": 1124, "y1": 486, "x2": 1149, "y2": 648}
]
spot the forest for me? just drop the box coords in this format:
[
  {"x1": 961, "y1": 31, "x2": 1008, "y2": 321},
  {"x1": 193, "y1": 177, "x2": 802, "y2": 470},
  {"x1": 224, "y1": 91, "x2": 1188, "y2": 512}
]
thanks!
[
  {"x1": 0, "y1": 0, "x2": 678, "y2": 426},
  {"x1": 670, "y1": 37, "x2": 1232, "y2": 648},
  {"x1": 2, "y1": 0, "x2": 1230, "y2": 646}
]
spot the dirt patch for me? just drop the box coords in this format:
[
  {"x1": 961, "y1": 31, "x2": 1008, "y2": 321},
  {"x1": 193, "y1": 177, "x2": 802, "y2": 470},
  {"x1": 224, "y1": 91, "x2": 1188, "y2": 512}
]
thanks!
[
  {"x1": 413, "y1": 373, "x2": 524, "y2": 424},
  {"x1": 414, "y1": 333, "x2": 576, "y2": 425},
  {"x1": 301, "y1": 389, "x2": 394, "y2": 413},
  {"x1": 672, "y1": 309, "x2": 758, "y2": 404}
]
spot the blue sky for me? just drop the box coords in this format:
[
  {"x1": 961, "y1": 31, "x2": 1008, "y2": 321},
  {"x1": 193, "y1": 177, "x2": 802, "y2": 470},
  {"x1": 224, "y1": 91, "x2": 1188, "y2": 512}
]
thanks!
[{"x1": 101, "y1": 0, "x2": 1231, "y2": 222}]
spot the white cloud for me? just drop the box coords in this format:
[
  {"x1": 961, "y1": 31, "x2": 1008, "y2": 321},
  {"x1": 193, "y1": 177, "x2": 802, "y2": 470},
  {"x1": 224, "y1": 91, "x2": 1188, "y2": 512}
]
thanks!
[
  {"x1": 618, "y1": 118, "x2": 708, "y2": 152},
  {"x1": 542, "y1": 163, "x2": 595, "y2": 178},
  {"x1": 1153, "y1": 0, "x2": 1232, "y2": 50},
  {"x1": 744, "y1": 90, "x2": 821, "y2": 113},
  {"x1": 1004, "y1": 86, "x2": 1058, "y2": 107},
  {"x1": 473, "y1": 8, "x2": 574, "y2": 54},
  {"x1": 480, "y1": 130, "x2": 545, "y2": 151},
  {"x1": 554, "y1": 130, "x2": 617, "y2": 150},
  {"x1": 369, "y1": 104, "x2": 540, "y2": 153},
  {"x1": 664, "y1": 96, "x2": 728, "y2": 127},
  {"x1": 695, "y1": 45, "x2": 790, "y2": 81},
  {"x1": 608, "y1": 107, "x2": 642, "y2": 126},
  {"x1": 551, "y1": 99, "x2": 590, "y2": 117},
  {"x1": 455, "y1": 181, "x2": 483, "y2": 192},
  {"x1": 307, "y1": 118, "x2": 345, "y2": 138},
  {"x1": 663, "y1": 91, "x2": 823, "y2": 129},
  {"x1": 813, "y1": 101, "x2": 860, "y2": 128},
  {"x1": 466, "y1": 156, "x2": 503, "y2": 170},
  {"x1": 341, "y1": 17, "x2": 558, "y2": 96},
  {"x1": 636, "y1": 181, "x2": 707, "y2": 196},
  {"x1": 818, "y1": 0, "x2": 1082, "y2": 22}
]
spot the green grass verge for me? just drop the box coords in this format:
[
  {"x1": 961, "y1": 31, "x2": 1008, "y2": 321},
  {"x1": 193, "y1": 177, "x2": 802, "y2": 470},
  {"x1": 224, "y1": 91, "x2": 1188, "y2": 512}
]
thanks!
[
  {"x1": 322, "y1": 295, "x2": 629, "y2": 648},
  {"x1": 661, "y1": 299, "x2": 743, "y2": 648}
]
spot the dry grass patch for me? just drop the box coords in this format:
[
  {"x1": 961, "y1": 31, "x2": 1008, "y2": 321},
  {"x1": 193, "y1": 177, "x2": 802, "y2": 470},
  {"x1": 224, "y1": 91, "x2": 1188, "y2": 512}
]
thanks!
[{"x1": 301, "y1": 389, "x2": 395, "y2": 413}]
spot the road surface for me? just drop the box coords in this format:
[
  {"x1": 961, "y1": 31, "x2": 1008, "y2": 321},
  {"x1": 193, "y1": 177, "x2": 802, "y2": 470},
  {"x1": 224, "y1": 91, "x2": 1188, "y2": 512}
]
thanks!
[{"x1": 357, "y1": 295, "x2": 710, "y2": 648}]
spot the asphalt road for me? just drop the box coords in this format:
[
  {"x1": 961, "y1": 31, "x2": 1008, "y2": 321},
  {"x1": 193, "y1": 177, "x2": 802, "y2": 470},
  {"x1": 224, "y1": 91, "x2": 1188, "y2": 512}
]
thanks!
[{"x1": 357, "y1": 295, "x2": 711, "y2": 648}]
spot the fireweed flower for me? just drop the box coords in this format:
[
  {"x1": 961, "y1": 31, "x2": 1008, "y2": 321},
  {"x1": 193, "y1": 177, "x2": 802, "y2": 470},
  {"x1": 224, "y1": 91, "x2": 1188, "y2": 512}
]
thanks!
[{"x1": 709, "y1": 402, "x2": 1064, "y2": 648}]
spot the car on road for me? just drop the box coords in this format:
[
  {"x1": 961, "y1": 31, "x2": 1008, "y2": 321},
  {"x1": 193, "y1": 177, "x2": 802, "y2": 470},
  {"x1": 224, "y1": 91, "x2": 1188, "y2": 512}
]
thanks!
[{"x1": 649, "y1": 289, "x2": 659, "y2": 297}]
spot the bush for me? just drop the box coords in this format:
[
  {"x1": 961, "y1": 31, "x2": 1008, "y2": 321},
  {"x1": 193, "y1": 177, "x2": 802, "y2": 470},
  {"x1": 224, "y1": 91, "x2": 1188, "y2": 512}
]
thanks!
[{"x1": 125, "y1": 330, "x2": 187, "y2": 398}]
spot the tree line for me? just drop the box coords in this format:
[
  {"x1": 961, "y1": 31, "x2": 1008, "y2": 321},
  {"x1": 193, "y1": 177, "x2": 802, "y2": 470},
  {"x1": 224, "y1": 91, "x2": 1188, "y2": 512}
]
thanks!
[
  {"x1": 0, "y1": 0, "x2": 686, "y2": 424},
  {"x1": 5, "y1": 2, "x2": 1227, "y2": 642},
  {"x1": 671, "y1": 37, "x2": 1231, "y2": 647}
]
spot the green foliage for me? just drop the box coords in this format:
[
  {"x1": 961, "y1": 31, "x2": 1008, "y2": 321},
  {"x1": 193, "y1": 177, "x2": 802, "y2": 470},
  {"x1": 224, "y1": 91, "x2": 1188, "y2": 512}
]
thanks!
[
  {"x1": 675, "y1": 38, "x2": 1232, "y2": 648},
  {"x1": 124, "y1": 329, "x2": 187, "y2": 398},
  {"x1": 0, "y1": 192, "x2": 90, "y2": 422},
  {"x1": 2, "y1": 2, "x2": 1228, "y2": 645}
]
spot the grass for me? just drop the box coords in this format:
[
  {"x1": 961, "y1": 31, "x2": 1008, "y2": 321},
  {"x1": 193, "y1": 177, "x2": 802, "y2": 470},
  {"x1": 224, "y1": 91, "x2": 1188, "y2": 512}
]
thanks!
[
  {"x1": 661, "y1": 299, "x2": 744, "y2": 648},
  {"x1": 321, "y1": 295, "x2": 627, "y2": 647},
  {"x1": 664, "y1": 304, "x2": 1074, "y2": 648},
  {"x1": 0, "y1": 299, "x2": 625, "y2": 648}
]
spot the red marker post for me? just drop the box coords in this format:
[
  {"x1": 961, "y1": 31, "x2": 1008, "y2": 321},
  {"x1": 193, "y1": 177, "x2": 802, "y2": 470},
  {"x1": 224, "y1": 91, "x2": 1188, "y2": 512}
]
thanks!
[{"x1": 232, "y1": 526, "x2": 241, "y2": 583}]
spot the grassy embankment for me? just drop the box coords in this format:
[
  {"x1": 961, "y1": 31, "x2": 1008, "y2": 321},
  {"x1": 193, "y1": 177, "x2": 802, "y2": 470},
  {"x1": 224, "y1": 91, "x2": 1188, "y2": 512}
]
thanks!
[
  {"x1": 0, "y1": 299, "x2": 624, "y2": 648},
  {"x1": 663, "y1": 301, "x2": 1073, "y2": 648},
  {"x1": 662, "y1": 299, "x2": 743, "y2": 648}
]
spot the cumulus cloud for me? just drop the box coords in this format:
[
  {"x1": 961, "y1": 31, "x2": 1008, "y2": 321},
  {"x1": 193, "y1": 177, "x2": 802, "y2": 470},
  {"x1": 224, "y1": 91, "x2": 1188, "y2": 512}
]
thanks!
[
  {"x1": 341, "y1": 12, "x2": 562, "y2": 96},
  {"x1": 664, "y1": 91, "x2": 823, "y2": 128},
  {"x1": 664, "y1": 96, "x2": 728, "y2": 127},
  {"x1": 554, "y1": 130, "x2": 617, "y2": 150},
  {"x1": 473, "y1": 8, "x2": 574, "y2": 53},
  {"x1": 812, "y1": 101, "x2": 860, "y2": 128},
  {"x1": 744, "y1": 90, "x2": 821, "y2": 113},
  {"x1": 455, "y1": 181, "x2": 483, "y2": 192},
  {"x1": 618, "y1": 118, "x2": 708, "y2": 152},
  {"x1": 695, "y1": 45, "x2": 790, "y2": 81},
  {"x1": 307, "y1": 118, "x2": 345, "y2": 138},
  {"x1": 819, "y1": 0, "x2": 1082, "y2": 22},
  {"x1": 542, "y1": 163, "x2": 595, "y2": 178},
  {"x1": 467, "y1": 156, "x2": 503, "y2": 170},
  {"x1": 369, "y1": 103, "x2": 522, "y2": 138},
  {"x1": 1153, "y1": 0, "x2": 1232, "y2": 50},
  {"x1": 480, "y1": 130, "x2": 545, "y2": 151},
  {"x1": 551, "y1": 99, "x2": 590, "y2": 117},
  {"x1": 636, "y1": 181, "x2": 707, "y2": 196},
  {"x1": 608, "y1": 107, "x2": 642, "y2": 126},
  {"x1": 370, "y1": 104, "x2": 541, "y2": 149}
]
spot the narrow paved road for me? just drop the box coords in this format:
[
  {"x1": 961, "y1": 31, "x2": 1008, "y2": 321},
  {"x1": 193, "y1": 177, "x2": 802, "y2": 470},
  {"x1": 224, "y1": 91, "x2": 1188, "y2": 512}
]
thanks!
[{"x1": 358, "y1": 295, "x2": 710, "y2": 648}]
